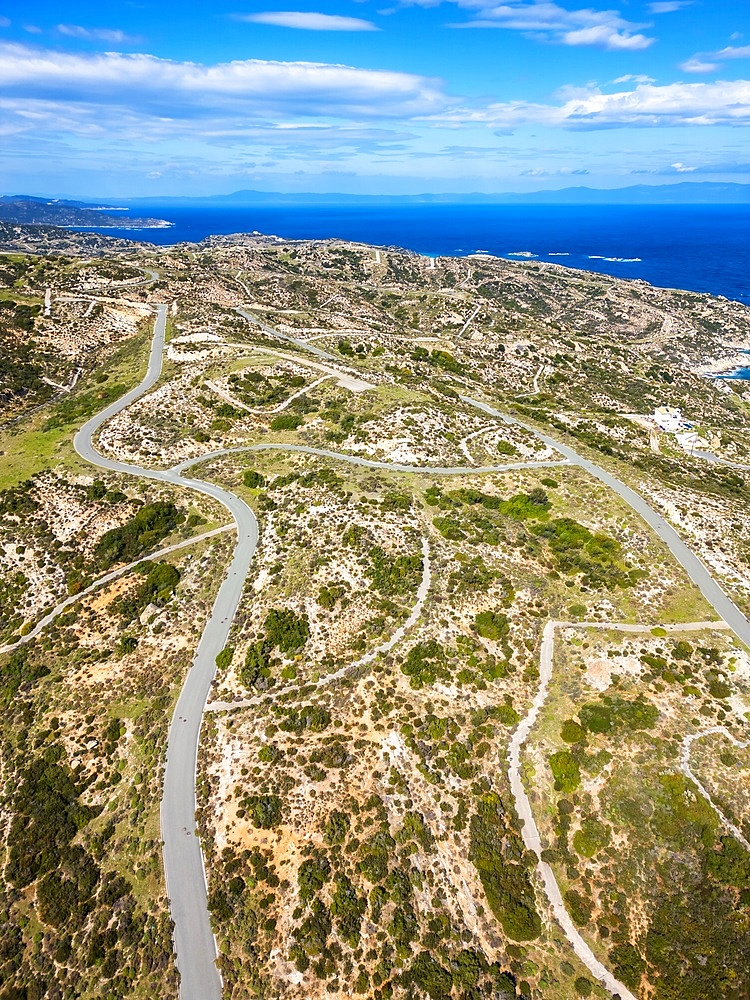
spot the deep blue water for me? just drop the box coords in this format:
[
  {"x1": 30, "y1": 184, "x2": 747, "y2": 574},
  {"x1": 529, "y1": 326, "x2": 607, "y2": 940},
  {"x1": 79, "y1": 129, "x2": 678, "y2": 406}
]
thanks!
[{"x1": 86, "y1": 202, "x2": 750, "y2": 304}]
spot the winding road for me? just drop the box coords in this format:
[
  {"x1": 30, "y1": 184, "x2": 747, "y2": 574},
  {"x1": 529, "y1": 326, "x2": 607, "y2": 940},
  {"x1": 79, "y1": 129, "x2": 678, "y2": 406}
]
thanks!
[
  {"x1": 74, "y1": 304, "x2": 259, "y2": 1000},
  {"x1": 68, "y1": 299, "x2": 750, "y2": 999}
]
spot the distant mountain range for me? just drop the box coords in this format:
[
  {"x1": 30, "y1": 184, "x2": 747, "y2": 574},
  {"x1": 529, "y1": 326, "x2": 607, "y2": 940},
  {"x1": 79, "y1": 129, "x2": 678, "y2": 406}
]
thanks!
[
  {"x1": 113, "y1": 182, "x2": 750, "y2": 207},
  {"x1": 0, "y1": 196, "x2": 172, "y2": 228}
]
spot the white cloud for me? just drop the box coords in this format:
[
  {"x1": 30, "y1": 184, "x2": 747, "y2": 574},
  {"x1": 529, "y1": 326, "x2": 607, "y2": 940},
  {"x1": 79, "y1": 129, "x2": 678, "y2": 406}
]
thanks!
[
  {"x1": 23, "y1": 25, "x2": 43, "y2": 34},
  {"x1": 670, "y1": 161, "x2": 696, "y2": 171},
  {"x1": 57, "y1": 24, "x2": 138, "y2": 44},
  {"x1": 521, "y1": 166, "x2": 589, "y2": 176},
  {"x1": 680, "y1": 43, "x2": 750, "y2": 75},
  {"x1": 425, "y1": 79, "x2": 750, "y2": 129},
  {"x1": 562, "y1": 25, "x2": 651, "y2": 51},
  {"x1": 0, "y1": 43, "x2": 448, "y2": 123},
  {"x1": 0, "y1": 16, "x2": 10, "y2": 28},
  {"x1": 614, "y1": 74, "x2": 656, "y2": 84},
  {"x1": 437, "y1": 0, "x2": 655, "y2": 50},
  {"x1": 648, "y1": 1, "x2": 692, "y2": 12},
  {"x1": 238, "y1": 11, "x2": 378, "y2": 31},
  {"x1": 680, "y1": 57, "x2": 718, "y2": 74},
  {"x1": 714, "y1": 45, "x2": 750, "y2": 60}
]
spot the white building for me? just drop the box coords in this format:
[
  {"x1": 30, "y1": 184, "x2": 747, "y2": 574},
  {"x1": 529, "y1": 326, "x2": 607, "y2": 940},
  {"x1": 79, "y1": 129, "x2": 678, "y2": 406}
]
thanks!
[{"x1": 652, "y1": 405, "x2": 684, "y2": 432}]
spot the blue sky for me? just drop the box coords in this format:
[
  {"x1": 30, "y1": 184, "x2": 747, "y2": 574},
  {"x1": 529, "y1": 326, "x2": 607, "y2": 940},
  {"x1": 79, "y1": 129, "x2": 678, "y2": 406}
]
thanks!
[{"x1": 1, "y1": 0, "x2": 750, "y2": 196}]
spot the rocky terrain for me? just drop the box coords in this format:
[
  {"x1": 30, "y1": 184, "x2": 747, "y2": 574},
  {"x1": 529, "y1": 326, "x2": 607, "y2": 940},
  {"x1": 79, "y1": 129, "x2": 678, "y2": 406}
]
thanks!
[{"x1": 0, "y1": 226, "x2": 748, "y2": 1000}]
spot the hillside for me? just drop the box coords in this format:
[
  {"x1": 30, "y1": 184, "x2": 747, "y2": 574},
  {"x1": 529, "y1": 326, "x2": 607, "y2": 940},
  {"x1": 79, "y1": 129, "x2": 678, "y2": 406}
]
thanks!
[{"x1": 0, "y1": 228, "x2": 748, "y2": 1000}]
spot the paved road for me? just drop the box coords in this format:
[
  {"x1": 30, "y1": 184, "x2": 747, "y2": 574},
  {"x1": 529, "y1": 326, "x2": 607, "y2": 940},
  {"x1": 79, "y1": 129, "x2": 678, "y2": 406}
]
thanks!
[
  {"x1": 174, "y1": 442, "x2": 572, "y2": 478},
  {"x1": 74, "y1": 304, "x2": 259, "y2": 1000},
  {"x1": 693, "y1": 449, "x2": 750, "y2": 471}
]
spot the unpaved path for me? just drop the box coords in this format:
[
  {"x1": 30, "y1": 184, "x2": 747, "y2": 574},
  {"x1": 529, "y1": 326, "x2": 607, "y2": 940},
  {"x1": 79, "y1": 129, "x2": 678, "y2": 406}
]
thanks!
[{"x1": 681, "y1": 727, "x2": 750, "y2": 850}]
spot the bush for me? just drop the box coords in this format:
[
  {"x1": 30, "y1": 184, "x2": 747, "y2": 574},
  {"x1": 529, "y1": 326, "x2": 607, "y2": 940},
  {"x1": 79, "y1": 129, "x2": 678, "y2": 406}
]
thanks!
[
  {"x1": 572, "y1": 818, "x2": 611, "y2": 858},
  {"x1": 548, "y1": 751, "x2": 581, "y2": 792},
  {"x1": 532, "y1": 516, "x2": 641, "y2": 590},
  {"x1": 244, "y1": 794, "x2": 283, "y2": 829},
  {"x1": 561, "y1": 719, "x2": 587, "y2": 744},
  {"x1": 94, "y1": 502, "x2": 184, "y2": 568},
  {"x1": 264, "y1": 608, "x2": 310, "y2": 654},
  {"x1": 298, "y1": 852, "x2": 331, "y2": 902},
  {"x1": 401, "y1": 641, "x2": 450, "y2": 688},
  {"x1": 469, "y1": 792, "x2": 541, "y2": 941},
  {"x1": 243, "y1": 469, "x2": 266, "y2": 488},
  {"x1": 368, "y1": 546, "x2": 422, "y2": 596},
  {"x1": 565, "y1": 890, "x2": 593, "y2": 926},
  {"x1": 474, "y1": 611, "x2": 510, "y2": 641},
  {"x1": 215, "y1": 646, "x2": 234, "y2": 670},
  {"x1": 496, "y1": 440, "x2": 518, "y2": 456},
  {"x1": 270, "y1": 413, "x2": 303, "y2": 431}
]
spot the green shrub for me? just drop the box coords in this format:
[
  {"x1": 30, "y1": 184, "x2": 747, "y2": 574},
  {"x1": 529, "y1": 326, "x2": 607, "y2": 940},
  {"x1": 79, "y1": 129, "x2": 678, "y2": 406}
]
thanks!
[
  {"x1": 561, "y1": 719, "x2": 587, "y2": 744},
  {"x1": 474, "y1": 611, "x2": 510, "y2": 641},
  {"x1": 323, "y1": 810, "x2": 350, "y2": 846},
  {"x1": 243, "y1": 469, "x2": 266, "y2": 488},
  {"x1": 401, "y1": 641, "x2": 450, "y2": 688},
  {"x1": 573, "y1": 818, "x2": 611, "y2": 858},
  {"x1": 264, "y1": 608, "x2": 310, "y2": 653},
  {"x1": 469, "y1": 792, "x2": 541, "y2": 942},
  {"x1": 565, "y1": 890, "x2": 593, "y2": 926},
  {"x1": 368, "y1": 546, "x2": 422, "y2": 596},
  {"x1": 270, "y1": 413, "x2": 303, "y2": 431},
  {"x1": 549, "y1": 751, "x2": 581, "y2": 792},
  {"x1": 280, "y1": 705, "x2": 331, "y2": 733},
  {"x1": 433, "y1": 515, "x2": 465, "y2": 540},
  {"x1": 496, "y1": 440, "x2": 518, "y2": 456},
  {"x1": 95, "y1": 502, "x2": 184, "y2": 568},
  {"x1": 244, "y1": 794, "x2": 283, "y2": 829},
  {"x1": 298, "y1": 852, "x2": 331, "y2": 902},
  {"x1": 215, "y1": 646, "x2": 234, "y2": 670},
  {"x1": 532, "y1": 516, "x2": 641, "y2": 590}
]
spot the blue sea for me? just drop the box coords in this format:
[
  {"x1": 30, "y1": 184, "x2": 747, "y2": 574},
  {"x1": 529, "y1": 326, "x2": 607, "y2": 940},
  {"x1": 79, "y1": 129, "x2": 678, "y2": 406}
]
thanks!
[{"x1": 91, "y1": 202, "x2": 750, "y2": 305}]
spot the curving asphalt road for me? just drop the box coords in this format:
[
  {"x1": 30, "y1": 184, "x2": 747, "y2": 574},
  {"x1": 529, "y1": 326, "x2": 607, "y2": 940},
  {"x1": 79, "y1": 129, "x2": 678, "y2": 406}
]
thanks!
[
  {"x1": 74, "y1": 304, "x2": 259, "y2": 1000},
  {"x1": 174, "y1": 441, "x2": 571, "y2": 478}
]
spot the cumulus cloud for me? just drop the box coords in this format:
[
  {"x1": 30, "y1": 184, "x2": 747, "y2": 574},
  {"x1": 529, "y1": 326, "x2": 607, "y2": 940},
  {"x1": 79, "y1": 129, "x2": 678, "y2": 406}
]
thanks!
[
  {"x1": 56, "y1": 24, "x2": 139, "y2": 44},
  {"x1": 425, "y1": 79, "x2": 750, "y2": 129},
  {"x1": 0, "y1": 42, "x2": 447, "y2": 120},
  {"x1": 435, "y1": 0, "x2": 655, "y2": 50},
  {"x1": 237, "y1": 11, "x2": 379, "y2": 30}
]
